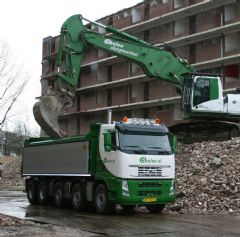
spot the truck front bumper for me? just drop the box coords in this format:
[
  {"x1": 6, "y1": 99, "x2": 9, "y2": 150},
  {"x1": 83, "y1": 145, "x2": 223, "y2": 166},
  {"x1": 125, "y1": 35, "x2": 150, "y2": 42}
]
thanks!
[{"x1": 112, "y1": 179, "x2": 175, "y2": 205}]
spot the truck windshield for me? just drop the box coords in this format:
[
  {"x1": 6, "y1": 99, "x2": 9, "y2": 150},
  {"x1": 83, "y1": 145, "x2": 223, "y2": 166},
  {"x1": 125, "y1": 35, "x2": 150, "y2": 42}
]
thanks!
[{"x1": 118, "y1": 132, "x2": 172, "y2": 155}]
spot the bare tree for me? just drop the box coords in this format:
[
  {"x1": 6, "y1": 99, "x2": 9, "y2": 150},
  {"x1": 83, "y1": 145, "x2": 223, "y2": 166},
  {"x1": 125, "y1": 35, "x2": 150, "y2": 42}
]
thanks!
[
  {"x1": 0, "y1": 42, "x2": 28, "y2": 129},
  {"x1": 2, "y1": 119, "x2": 39, "y2": 156}
]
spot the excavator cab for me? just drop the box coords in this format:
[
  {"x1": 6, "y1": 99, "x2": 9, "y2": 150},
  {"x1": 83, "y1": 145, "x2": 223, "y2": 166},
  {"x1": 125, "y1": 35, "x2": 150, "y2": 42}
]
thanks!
[{"x1": 181, "y1": 73, "x2": 223, "y2": 115}]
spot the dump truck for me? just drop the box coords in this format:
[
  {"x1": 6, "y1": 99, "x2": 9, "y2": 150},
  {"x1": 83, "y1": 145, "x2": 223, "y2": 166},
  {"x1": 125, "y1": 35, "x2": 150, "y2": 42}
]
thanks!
[{"x1": 22, "y1": 117, "x2": 177, "y2": 214}]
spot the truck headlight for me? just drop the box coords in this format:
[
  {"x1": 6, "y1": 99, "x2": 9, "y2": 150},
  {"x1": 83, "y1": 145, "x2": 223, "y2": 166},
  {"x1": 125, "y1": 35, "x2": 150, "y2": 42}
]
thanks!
[
  {"x1": 169, "y1": 180, "x2": 175, "y2": 195},
  {"x1": 122, "y1": 180, "x2": 130, "y2": 196}
]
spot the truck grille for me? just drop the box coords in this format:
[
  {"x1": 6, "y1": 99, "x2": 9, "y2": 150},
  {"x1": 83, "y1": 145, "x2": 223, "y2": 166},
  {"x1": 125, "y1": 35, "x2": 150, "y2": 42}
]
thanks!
[
  {"x1": 139, "y1": 182, "x2": 162, "y2": 188},
  {"x1": 138, "y1": 181, "x2": 162, "y2": 196},
  {"x1": 139, "y1": 190, "x2": 161, "y2": 196},
  {"x1": 138, "y1": 166, "x2": 162, "y2": 177}
]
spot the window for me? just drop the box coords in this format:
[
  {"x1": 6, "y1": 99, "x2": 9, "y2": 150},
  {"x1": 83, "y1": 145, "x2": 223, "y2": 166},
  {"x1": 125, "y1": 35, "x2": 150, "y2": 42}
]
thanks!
[
  {"x1": 153, "y1": 0, "x2": 169, "y2": 4},
  {"x1": 107, "y1": 65, "x2": 112, "y2": 82},
  {"x1": 96, "y1": 91, "x2": 104, "y2": 105},
  {"x1": 90, "y1": 64, "x2": 99, "y2": 80},
  {"x1": 84, "y1": 92, "x2": 95, "y2": 98},
  {"x1": 174, "y1": 0, "x2": 184, "y2": 9},
  {"x1": 107, "y1": 89, "x2": 112, "y2": 106},
  {"x1": 157, "y1": 105, "x2": 171, "y2": 111},
  {"x1": 77, "y1": 96, "x2": 80, "y2": 111},
  {"x1": 174, "y1": 19, "x2": 186, "y2": 36},
  {"x1": 82, "y1": 66, "x2": 91, "y2": 75},
  {"x1": 131, "y1": 7, "x2": 141, "y2": 23},
  {"x1": 224, "y1": 4, "x2": 239, "y2": 22},
  {"x1": 225, "y1": 34, "x2": 238, "y2": 52},
  {"x1": 48, "y1": 79, "x2": 54, "y2": 88},
  {"x1": 98, "y1": 49, "x2": 107, "y2": 58},
  {"x1": 51, "y1": 60, "x2": 56, "y2": 72},
  {"x1": 129, "y1": 62, "x2": 141, "y2": 76},
  {"x1": 144, "y1": 82, "x2": 149, "y2": 101},
  {"x1": 173, "y1": 104, "x2": 183, "y2": 120},
  {"x1": 83, "y1": 115, "x2": 94, "y2": 122},
  {"x1": 193, "y1": 78, "x2": 210, "y2": 106},
  {"x1": 118, "y1": 132, "x2": 172, "y2": 155},
  {"x1": 50, "y1": 38, "x2": 56, "y2": 53}
]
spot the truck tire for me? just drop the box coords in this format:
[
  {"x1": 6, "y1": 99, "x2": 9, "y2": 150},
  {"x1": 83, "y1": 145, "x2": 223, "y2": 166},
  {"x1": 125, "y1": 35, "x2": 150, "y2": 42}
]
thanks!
[
  {"x1": 146, "y1": 204, "x2": 165, "y2": 213},
  {"x1": 94, "y1": 184, "x2": 115, "y2": 214},
  {"x1": 53, "y1": 182, "x2": 64, "y2": 208},
  {"x1": 71, "y1": 183, "x2": 85, "y2": 211},
  {"x1": 26, "y1": 179, "x2": 38, "y2": 205},
  {"x1": 38, "y1": 180, "x2": 49, "y2": 205}
]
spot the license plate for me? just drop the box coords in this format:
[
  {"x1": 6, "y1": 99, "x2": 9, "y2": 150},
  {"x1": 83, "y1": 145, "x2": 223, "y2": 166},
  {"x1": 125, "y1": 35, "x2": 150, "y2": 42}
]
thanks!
[{"x1": 143, "y1": 197, "x2": 157, "y2": 203}]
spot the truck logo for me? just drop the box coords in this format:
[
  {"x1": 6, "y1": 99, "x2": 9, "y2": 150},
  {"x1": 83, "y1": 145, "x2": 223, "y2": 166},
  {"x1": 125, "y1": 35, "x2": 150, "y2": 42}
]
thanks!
[
  {"x1": 140, "y1": 156, "x2": 162, "y2": 164},
  {"x1": 140, "y1": 156, "x2": 147, "y2": 163},
  {"x1": 103, "y1": 157, "x2": 115, "y2": 163}
]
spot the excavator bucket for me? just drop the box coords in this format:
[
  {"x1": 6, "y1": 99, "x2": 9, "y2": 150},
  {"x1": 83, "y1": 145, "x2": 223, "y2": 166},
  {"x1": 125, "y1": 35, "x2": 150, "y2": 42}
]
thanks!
[{"x1": 33, "y1": 87, "x2": 73, "y2": 138}]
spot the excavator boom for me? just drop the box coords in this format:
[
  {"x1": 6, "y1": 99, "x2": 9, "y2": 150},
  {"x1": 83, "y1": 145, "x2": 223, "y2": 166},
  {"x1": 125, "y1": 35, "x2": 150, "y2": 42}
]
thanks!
[{"x1": 56, "y1": 15, "x2": 193, "y2": 95}]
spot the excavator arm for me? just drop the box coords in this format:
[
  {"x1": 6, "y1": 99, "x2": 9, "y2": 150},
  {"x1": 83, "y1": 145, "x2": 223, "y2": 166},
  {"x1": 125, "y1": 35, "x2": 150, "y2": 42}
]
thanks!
[{"x1": 56, "y1": 15, "x2": 193, "y2": 96}]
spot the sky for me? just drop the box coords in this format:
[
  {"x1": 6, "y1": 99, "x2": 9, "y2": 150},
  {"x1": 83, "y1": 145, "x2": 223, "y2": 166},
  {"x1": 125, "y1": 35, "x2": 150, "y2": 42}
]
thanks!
[{"x1": 0, "y1": 0, "x2": 142, "y2": 133}]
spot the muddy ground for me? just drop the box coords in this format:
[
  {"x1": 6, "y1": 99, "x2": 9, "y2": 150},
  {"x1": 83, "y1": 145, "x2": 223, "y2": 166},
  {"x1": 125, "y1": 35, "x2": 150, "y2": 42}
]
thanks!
[
  {"x1": 1, "y1": 187, "x2": 240, "y2": 237},
  {"x1": 0, "y1": 186, "x2": 96, "y2": 237}
]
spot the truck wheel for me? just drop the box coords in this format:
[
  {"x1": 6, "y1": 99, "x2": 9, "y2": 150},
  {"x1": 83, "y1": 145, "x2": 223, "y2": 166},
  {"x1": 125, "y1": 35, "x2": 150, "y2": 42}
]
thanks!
[
  {"x1": 27, "y1": 179, "x2": 38, "y2": 205},
  {"x1": 94, "y1": 184, "x2": 115, "y2": 214},
  {"x1": 53, "y1": 182, "x2": 64, "y2": 208},
  {"x1": 71, "y1": 183, "x2": 85, "y2": 210},
  {"x1": 38, "y1": 180, "x2": 49, "y2": 205},
  {"x1": 146, "y1": 204, "x2": 165, "y2": 213}
]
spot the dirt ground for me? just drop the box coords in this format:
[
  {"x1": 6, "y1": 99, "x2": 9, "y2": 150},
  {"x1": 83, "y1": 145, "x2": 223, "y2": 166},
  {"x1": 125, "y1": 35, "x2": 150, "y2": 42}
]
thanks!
[
  {"x1": 1, "y1": 188, "x2": 240, "y2": 237},
  {"x1": 0, "y1": 192, "x2": 96, "y2": 237},
  {"x1": 0, "y1": 215, "x2": 96, "y2": 237}
]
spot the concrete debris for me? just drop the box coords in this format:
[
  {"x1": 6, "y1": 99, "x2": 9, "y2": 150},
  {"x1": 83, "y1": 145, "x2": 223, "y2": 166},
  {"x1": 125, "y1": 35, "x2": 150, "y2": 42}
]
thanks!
[
  {"x1": 0, "y1": 157, "x2": 24, "y2": 188},
  {"x1": 168, "y1": 138, "x2": 240, "y2": 215},
  {"x1": 0, "y1": 213, "x2": 32, "y2": 226}
]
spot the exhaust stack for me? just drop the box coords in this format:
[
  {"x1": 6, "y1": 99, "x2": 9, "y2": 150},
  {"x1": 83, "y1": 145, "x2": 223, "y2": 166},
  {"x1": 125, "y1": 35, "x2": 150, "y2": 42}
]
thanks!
[{"x1": 107, "y1": 109, "x2": 112, "y2": 124}]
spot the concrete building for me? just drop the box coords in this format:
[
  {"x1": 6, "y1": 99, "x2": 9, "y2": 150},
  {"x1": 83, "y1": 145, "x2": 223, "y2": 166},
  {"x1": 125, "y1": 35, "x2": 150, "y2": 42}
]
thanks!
[{"x1": 41, "y1": 0, "x2": 240, "y2": 135}]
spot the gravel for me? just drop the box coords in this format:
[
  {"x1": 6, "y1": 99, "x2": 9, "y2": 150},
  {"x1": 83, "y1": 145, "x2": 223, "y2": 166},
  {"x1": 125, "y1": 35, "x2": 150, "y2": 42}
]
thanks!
[
  {"x1": 0, "y1": 157, "x2": 24, "y2": 188},
  {"x1": 169, "y1": 138, "x2": 240, "y2": 215},
  {"x1": 0, "y1": 213, "x2": 32, "y2": 226}
]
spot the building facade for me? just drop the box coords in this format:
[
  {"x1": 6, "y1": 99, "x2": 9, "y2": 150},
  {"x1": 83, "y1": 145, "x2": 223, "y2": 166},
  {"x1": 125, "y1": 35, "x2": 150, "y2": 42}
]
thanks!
[{"x1": 41, "y1": 0, "x2": 240, "y2": 135}]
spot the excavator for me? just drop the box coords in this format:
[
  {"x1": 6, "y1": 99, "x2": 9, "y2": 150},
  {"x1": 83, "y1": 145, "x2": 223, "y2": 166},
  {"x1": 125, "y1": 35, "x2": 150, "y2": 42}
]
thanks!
[{"x1": 34, "y1": 14, "x2": 240, "y2": 141}]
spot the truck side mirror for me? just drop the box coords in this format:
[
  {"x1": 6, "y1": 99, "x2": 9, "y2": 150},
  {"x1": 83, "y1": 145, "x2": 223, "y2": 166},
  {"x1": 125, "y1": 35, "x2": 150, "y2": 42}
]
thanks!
[
  {"x1": 170, "y1": 134, "x2": 178, "y2": 154},
  {"x1": 103, "y1": 132, "x2": 112, "y2": 152}
]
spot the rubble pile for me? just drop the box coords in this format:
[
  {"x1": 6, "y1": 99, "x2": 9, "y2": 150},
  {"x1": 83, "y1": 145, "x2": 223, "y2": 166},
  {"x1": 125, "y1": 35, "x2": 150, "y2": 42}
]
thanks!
[
  {"x1": 0, "y1": 213, "x2": 28, "y2": 226},
  {"x1": 174, "y1": 138, "x2": 240, "y2": 214},
  {"x1": 0, "y1": 157, "x2": 24, "y2": 187}
]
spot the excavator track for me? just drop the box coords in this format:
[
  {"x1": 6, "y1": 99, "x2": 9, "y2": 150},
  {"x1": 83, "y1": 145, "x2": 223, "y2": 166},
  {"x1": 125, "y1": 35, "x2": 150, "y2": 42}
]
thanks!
[{"x1": 170, "y1": 121, "x2": 240, "y2": 144}]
